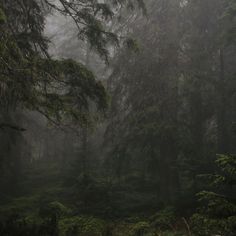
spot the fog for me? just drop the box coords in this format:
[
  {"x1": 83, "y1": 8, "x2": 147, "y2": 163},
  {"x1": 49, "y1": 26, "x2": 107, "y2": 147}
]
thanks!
[{"x1": 0, "y1": 0, "x2": 235, "y2": 235}]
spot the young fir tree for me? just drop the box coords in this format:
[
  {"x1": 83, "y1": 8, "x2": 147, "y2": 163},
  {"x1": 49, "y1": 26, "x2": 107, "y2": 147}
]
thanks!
[{"x1": 191, "y1": 154, "x2": 236, "y2": 236}]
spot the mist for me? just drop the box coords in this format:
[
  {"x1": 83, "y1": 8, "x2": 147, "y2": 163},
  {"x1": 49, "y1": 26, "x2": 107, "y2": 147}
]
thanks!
[{"x1": 0, "y1": 0, "x2": 236, "y2": 235}]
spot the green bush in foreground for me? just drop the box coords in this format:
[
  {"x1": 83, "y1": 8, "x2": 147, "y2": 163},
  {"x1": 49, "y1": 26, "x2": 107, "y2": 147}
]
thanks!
[{"x1": 191, "y1": 155, "x2": 236, "y2": 236}]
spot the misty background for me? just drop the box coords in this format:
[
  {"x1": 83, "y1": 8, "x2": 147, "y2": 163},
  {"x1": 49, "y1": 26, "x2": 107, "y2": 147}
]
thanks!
[{"x1": 0, "y1": 0, "x2": 235, "y2": 235}]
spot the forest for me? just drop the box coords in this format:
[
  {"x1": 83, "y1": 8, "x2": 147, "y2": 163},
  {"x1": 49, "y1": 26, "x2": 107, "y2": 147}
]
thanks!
[{"x1": 0, "y1": 0, "x2": 236, "y2": 235}]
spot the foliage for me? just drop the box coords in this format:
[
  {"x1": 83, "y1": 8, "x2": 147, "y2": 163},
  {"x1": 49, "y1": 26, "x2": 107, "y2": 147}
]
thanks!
[
  {"x1": 39, "y1": 201, "x2": 70, "y2": 221},
  {"x1": 191, "y1": 155, "x2": 236, "y2": 236},
  {"x1": 0, "y1": 1, "x2": 235, "y2": 236},
  {"x1": 0, "y1": 1, "x2": 108, "y2": 128},
  {"x1": 129, "y1": 221, "x2": 150, "y2": 236},
  {"x1": 150, "y1": 207, "x2": 176, "y2": 231},
  {"x1": 104, "y1": 0, "x2": 236, "y2": 210},
  {"x1": 59, "y1": 216, "x2": 105, "y2": 236}
]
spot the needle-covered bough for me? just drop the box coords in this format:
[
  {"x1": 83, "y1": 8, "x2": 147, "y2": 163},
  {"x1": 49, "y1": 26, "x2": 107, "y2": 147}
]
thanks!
[{"x1": 0, "y1": 0, "x2": 145, "y2": 130}]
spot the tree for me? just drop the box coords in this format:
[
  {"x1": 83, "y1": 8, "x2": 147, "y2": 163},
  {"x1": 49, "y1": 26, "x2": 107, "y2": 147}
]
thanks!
[
  {"x1": 191, "y1": 155, "x2": 236, "y2": 236},
  {"x1": 104, "y1": 0, "x2": 182, "y2": 204},
  {"x1": 103, "y1": 0, "x2": 236, "y2": 210},
  {"x1": 0, "y1": 0, "x2": 144, "y2": 194}
]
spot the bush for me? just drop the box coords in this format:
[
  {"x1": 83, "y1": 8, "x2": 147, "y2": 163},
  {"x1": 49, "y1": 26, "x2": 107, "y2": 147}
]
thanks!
[{"x1": 59, "y1": 216, "x2": 106, "y2": 236}]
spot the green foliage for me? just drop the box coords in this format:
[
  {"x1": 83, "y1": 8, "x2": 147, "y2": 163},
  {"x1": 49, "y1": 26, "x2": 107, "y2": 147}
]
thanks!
[
  {"x1": 191, "y1": 213, "x2": 236, "y2": 236},
  {"x1": 129, "y1": 221, "x2": 150, "y2": 236},
  {"x1": 0, "y1": 0, "x2": 146, "y2": 129},
  {"x1": 39, "y1": 201, "x2": 70, "y2": 221},
  {"x1": 150, "y1": 207, "x2": 176, "y2": 231},
  {"x1": 196, "y1": 191, "x2": 236, "y2": 217},
  {"x1": 43, "y1": 0, "x2": 145, "y2": 60},
  {"x1": 191, "y1": 155, "x2": 236, "y2": 236},
  {"x1": 0, "y1": 1, "x2": 235, "y2": 236},
  {"x1": 216, "y1": 154, "x2": 236, "y2": 178},
  {"x1": 1, "y1": 0, "x2": 149, "y2": 128},
  {"x1": 59, "y1": 216, "x2": 105, "y2": 236}
]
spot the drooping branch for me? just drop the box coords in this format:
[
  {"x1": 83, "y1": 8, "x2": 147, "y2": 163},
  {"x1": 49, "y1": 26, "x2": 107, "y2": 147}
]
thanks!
[{"x1": 0, "y1": 123, "x2": 26, "y2": 132}]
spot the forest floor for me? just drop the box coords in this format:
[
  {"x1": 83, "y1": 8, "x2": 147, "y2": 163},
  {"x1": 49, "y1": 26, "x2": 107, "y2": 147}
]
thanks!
[{"x1": 0, "y1": 160, "x2": 191, "y2": 236}]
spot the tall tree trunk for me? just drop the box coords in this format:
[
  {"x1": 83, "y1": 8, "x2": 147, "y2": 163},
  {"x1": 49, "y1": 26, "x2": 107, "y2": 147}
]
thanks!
[
  {"x1": 217, "y1": 48, "x2": 229, "y2": 154},
  {"x1": 81, "y1": 43, "x2": 90, "y2": 177}
]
